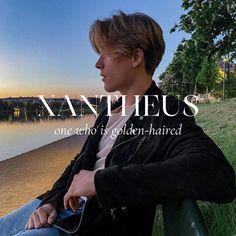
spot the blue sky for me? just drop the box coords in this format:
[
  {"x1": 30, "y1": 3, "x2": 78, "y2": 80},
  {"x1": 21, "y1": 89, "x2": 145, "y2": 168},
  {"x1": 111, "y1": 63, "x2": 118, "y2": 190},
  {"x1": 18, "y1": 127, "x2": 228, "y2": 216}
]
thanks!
[{"x1": 0, "y1": 0, "x2": 188, "y2": 98}]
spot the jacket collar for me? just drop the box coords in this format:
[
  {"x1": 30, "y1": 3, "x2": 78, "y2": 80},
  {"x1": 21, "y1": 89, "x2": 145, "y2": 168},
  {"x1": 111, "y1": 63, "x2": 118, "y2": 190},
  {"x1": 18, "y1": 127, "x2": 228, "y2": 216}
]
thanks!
[
  {"x1": 81, "y1": 81, "x2": 163, "y2": 169},
  {"x1": 103, "y1": 81, "x2": 163, "y2": 149},
  {"x1": 110, "y1": 80, "x2": 163, "y2": 128}
]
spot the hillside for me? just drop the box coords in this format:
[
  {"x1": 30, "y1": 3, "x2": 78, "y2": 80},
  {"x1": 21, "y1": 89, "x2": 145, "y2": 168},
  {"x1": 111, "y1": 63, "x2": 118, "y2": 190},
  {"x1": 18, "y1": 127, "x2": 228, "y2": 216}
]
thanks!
[{"x1": 153, "y1": 98, "x2": 236, "y2": 236}]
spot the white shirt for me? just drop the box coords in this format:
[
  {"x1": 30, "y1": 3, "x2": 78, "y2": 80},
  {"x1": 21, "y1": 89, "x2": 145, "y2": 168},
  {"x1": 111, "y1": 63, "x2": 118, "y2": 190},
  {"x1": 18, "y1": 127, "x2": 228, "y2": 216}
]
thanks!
[{"x1": 93, "y1": 104, "x2": 136, "y2": 170}]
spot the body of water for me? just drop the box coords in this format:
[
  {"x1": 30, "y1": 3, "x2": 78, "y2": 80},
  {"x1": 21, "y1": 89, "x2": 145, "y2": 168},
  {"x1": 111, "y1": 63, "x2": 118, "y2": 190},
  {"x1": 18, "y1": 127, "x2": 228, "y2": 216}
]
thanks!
[{"x1": 0, "y1": 111, "x2": 96, "y2": 161}]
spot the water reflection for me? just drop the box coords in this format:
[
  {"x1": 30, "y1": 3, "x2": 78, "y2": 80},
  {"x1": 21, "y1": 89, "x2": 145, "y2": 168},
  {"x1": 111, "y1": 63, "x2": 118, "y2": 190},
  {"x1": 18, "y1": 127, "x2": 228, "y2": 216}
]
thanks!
[
  {"x1": 0, "y1": 111, "x2": 96, "y2": 161},
  {"x1": 13, "y1": 109, "x2": 20, "y2": 118}
]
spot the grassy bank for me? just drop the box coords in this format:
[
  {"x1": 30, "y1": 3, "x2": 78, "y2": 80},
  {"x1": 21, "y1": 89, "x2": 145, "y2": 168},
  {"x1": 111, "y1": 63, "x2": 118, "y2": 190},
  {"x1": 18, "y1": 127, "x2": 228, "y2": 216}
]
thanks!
[{"x1": 153, "y1": 98, "x2": 236, "y2": 236}]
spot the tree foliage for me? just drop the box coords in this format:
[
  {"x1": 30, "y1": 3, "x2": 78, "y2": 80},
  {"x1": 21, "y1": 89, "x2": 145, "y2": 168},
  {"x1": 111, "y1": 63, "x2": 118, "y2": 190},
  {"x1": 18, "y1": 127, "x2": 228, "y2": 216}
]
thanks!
[
  {"x1": 171, "y1": 0, "x2": 236, "y2": 59},
  {"x1": 160, "y1": 0, "x2": 236, "y2": 97}
]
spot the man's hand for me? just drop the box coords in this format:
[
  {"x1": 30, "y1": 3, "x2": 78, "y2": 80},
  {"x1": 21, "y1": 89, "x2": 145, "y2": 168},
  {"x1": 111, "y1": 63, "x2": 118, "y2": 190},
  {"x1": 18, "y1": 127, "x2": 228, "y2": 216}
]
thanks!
[
  {"x1": 64, "y1": 170, "x2": 96, "y2": 211},
  {"x1": 25, "y1": 203, "x2": 57, "y2": 230}
]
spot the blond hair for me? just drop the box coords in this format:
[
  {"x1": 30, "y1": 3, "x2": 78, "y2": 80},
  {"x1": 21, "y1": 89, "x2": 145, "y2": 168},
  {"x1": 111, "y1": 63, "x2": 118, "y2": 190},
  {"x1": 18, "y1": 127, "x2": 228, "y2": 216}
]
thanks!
[{"x1": 89, "y1": 10, "x2": 165, "y2": 75}]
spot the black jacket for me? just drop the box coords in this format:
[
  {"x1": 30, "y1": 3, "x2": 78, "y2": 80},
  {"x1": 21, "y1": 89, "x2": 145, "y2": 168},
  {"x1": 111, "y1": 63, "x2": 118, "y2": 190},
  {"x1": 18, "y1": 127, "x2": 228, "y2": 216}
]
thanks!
[{"x1": 37, "y1": 81, "x2": 236, "y2": 236}]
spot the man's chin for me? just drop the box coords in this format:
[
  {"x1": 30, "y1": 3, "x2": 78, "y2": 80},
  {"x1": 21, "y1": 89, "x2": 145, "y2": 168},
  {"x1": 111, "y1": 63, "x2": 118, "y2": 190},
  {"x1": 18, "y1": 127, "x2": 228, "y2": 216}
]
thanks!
[{"x1": 104, "y1": 85, "x2": 117, "y2": 93}]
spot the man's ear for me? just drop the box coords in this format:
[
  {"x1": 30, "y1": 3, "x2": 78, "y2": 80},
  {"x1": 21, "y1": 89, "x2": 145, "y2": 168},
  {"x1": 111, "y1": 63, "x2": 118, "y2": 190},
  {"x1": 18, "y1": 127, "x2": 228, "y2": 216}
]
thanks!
[{"x1": 131, "y1": 48, "x2": 144, "y2": 68}]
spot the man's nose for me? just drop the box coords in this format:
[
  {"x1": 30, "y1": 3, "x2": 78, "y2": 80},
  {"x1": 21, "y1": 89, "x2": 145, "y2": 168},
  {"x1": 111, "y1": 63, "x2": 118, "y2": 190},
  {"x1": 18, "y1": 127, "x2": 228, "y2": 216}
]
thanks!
[{"x1": 95, "y1": 56, "x2": 104, "y2": 69}]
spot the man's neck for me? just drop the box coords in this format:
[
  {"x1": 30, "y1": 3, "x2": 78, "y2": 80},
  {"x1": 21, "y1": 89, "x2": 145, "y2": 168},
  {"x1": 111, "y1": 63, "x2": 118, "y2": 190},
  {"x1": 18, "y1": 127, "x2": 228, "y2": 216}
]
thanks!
[{"x1": 119, "y1": 77, "x2": 153, "y2": 107}]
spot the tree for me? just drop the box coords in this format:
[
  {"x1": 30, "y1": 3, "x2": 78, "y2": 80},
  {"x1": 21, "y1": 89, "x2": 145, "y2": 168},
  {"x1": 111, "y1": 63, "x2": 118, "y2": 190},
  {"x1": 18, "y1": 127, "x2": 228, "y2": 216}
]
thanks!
[
  {"x1": 171, "y1": 0, "x2": 236, "y2": 59},
  {"x1": 159, "y1": 40, "x2": 206, "y2": 97},
  {"x1": 160, "y1": 0, "x2": 236, "y2": 98},
  {"x1": 195, "y1": 58, "x2": 218, "y2": 99}
]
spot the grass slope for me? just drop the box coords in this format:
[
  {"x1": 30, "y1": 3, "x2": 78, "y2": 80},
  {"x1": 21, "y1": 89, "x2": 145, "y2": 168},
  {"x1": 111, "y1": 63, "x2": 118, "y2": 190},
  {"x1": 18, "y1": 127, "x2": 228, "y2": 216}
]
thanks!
[
  {"x1": 195, "y1": 98, "x2": 236, "y2": 236},
  {"x1": 153, "y1": 98, "x2": 236, "y2": 236}
]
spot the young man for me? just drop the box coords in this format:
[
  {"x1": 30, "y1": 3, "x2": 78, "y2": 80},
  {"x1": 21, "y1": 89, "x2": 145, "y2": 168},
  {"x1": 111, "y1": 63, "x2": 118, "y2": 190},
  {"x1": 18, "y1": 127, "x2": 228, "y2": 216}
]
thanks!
[{"x1": 0, "y1": 11, "x2": 235, "y2": 236}]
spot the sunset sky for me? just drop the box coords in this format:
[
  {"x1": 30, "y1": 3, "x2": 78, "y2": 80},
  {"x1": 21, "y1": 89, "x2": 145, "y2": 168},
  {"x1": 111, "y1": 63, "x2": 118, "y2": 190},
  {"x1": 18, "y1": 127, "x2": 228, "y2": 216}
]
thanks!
[{"x1": 0, "y1": 0, "x2": 189, "y2": 98}]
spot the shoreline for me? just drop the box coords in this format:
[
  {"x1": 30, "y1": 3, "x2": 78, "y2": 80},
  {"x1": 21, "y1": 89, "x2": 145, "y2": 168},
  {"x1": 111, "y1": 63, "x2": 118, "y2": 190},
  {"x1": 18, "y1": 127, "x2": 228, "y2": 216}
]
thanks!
[
  {"x1": 0, "y1": 134, "x2": 88, "y2": 216},
  {"x1": 0, "y1": 135, "x2": 85, "y2": 163}
]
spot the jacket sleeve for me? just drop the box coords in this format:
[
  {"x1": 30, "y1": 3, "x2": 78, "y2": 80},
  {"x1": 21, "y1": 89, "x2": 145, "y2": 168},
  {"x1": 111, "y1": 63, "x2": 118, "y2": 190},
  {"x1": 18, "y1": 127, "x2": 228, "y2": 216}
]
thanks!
[
  {"x1": 37, "y1": 152, "x2": 84, "y2": 208},
  {"x1": 37, "y1": 110, "x2": 108, "y2": 208},
  {"x1": 94, "y1": 101, "x2": 236, "y2": 209}
]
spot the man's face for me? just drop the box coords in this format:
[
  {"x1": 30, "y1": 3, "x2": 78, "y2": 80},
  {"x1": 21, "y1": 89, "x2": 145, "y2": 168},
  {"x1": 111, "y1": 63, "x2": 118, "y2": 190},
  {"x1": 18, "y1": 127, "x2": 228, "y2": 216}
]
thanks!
[{"x1": 95, "y1": 46, "x2": 134, "y2": 93}]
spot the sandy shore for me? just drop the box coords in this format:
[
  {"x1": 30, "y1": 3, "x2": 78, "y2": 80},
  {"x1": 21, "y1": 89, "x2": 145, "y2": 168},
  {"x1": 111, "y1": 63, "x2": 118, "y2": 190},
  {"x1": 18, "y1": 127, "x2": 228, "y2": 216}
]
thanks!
[{"x1": 0, "y1": 134, "x2": 88, "y2": 217}]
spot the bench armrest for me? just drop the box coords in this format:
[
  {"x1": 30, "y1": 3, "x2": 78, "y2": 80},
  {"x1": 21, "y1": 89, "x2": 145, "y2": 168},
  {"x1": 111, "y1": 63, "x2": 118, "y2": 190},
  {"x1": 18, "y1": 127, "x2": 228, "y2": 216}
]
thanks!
[{"x1": 162, "y1": 199, "x2": 209, "y2": 236}]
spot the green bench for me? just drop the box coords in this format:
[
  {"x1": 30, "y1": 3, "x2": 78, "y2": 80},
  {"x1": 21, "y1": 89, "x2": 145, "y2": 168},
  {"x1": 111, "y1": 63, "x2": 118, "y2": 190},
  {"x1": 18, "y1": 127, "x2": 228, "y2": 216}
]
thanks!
[{"x1": 162, "y1": 199, "x2": 209, "y2": 236}]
